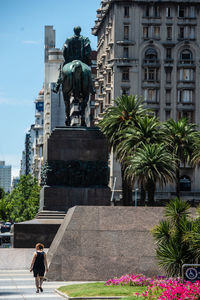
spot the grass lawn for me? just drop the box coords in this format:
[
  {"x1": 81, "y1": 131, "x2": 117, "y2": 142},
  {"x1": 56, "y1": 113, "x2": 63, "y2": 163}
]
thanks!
[{"x1": 58, "y1": 282, "x2": 145, "y2": 298}]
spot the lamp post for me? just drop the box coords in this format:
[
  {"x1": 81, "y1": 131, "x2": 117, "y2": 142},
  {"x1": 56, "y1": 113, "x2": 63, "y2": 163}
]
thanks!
[{"x1": 135, "y1": 188, "x2": 138, "y2": 207}]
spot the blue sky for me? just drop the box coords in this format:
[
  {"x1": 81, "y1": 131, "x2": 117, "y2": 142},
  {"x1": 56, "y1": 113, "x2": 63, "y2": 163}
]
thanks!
[{"x1": 0, "y1": 0, "x2": 100, "y2": 178}]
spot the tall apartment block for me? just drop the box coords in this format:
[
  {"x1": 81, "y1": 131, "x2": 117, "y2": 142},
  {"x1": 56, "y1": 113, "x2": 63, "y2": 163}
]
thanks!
[
  {"x1": 92, "y1": 0, "x2": 200, "y2": 198},
  {"x1": 0, "y1": 161, "x2": 11, "y2": 193},
  {"x1": 44, "y1": 26, "x2": 65, "y2": 144},
  {"x1": 20, "y1": 89, "x2": 44, "y2": 181}
]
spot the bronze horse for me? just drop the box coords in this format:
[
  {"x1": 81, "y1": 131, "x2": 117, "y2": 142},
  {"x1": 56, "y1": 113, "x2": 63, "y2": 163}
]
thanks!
[{"x1": 62, "y1": 60, "x2": 95, "y2": 126}]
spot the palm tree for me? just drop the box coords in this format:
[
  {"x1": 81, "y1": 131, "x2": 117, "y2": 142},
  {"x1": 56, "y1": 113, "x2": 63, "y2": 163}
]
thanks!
[
  {"x1": 116, "y1": 115, "x2": 162, "y2": 160},
  {"x1": 125, "y1": 143, "x2": 176, "y2": 205},
  {"x1": 98, "y1": 94, "x2": 148, "y2": 206},
  {"x1": 162, "y1": 118, "x2": 198, "y2": 198},
  {"x1": 184, "y1": 205, "x2": 200, "y2": 262},
  {"x1": 191, "y1": 135, "x2": 200, "y2": 166},
  {"x1": 152, "y1": 198, "x2": 195, "y2": 277},
  {"x1": 116, "y1": 115, "x2": 163, "y2": 205}
]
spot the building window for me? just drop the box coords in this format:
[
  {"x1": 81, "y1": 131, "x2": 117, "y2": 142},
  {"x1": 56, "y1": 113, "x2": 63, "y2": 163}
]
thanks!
[
  {"x1": 189, "y1": 6, "x2": 195, "y2": 18},
  {"x1": 166, "y1": 69, "x2": 172, "y2": 82},
  {"x1": 189, "y1": 26, "x2": 195, "y2": 39},
  {"x1": 144, "y1": 89, "x2": 159, "y2": 103},
  {"x1": 143, "y1": 26, "x2": 149, "y2": 39},
  {"x1": 144, "y1": 68, "x2": 158, "y2": 81},
  {"x1": 167, "y1": 27, "x2": 172, "y2": 39},
  {"x1": 153, "y1": 26, "x2": 160, "y2": 39},
  {"x1": 166, "y1": 89, "x2": 171, "y2": 105},
  {"x1": 177, "y1": 111, "x2": 194, "y2": 123},
  {"x1": 166, "y1": 48, "x2": 172, "y2": 59},
  {"x1": 178, "y1": 5, "x2": 185, "y2": 18},
  {"x1": 107, "y1": 92, "x2": 111, "y2": 104},
  {"x1": 180, "y1": 50, "x2": 193, "y2": 63},
  {"x1": 122, "y1": 68, "x2": 129, "y2": 81},
  {"x1": 165, "y1": 110, "x2": 171, "y2": 120},
  {"x1": 107, "y1": 71, "x2": 111, "y2": 83},
  {"x1": 123, "y1": 47, "x2": 129, "y2": 58},
  {"x1": 166, "y1": 7, "x2": 171, "y2": 17},
  {"x1": 180, "y1": 176, "x2": 191, "y2": 191},
  {"x1": 100, "y1": 84, "x2": 104, "y2": 94},
  {"x1": 179, "y1": 27, "x2": 185, "y2": 39},
  {"x1": 144, "y1": 48, "x2": 158, "y2": 63},
  {"x1": 179, "y1": 69, "x2": 193, "y2": 81},
  {"x1": 178, "y1": 90, "x2": 193, "y2": 103},
  {"x1": 153, "y1": 6, "x2": 160, "y2": 17},
  {"x1": 121, "y1": 87, "x2": 130, "y2": 95},
  {"x1": 100, "y1": 102, "x2": 103, "y2": 113},
  {"x1": 145, "y1": 6, "x2": 150, "y2": 17},
  {"x1": 124, "y1": 25, "x2": 129, "y2": 40},
  {"x1": 124, "y1": 6, "x2": 129, "y2": 17}
]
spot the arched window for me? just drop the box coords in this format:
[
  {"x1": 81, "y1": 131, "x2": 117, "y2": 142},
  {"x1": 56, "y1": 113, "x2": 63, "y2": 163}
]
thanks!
[
  {"x1": 145, "y1": 48, "x2": 158, "y2": 60},
  {"x1": 180, "y1": 175, "x2": 191, "y2": 191},
  {"x1": 180, "y1": 50, "x2": 193, "y2": 61}
]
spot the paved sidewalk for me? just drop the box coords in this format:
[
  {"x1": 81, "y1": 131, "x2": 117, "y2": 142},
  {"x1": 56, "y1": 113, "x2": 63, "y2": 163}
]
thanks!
[
  {"x1": 0, "y1": 269, "x2": 66, "y2": 299},
  {"x1": 0, "y1": 249, "x2": 96, "y2": 299},
  {"x1": 0, "y1": 249, "x2": 35, "y2": 270}
]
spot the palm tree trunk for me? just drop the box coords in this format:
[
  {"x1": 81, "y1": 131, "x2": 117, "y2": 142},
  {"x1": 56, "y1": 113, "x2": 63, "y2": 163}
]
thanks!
[
  {"x1": 140, "y1": 183, "x2": 146, "y2": 206},
  {"x1": 176, "y1": 167, "x2": 180, "y2": 198},
  {"x1": 121, "y1": 166, "x2": 132, "y2": 206},
  {"x1": 147, "y1": 181, "x2": 156, "y2": 206}
]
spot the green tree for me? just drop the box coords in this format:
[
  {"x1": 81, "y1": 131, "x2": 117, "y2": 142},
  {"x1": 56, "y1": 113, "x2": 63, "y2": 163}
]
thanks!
[
  {"x1": 162, "y1": 118, "x2": 199, "y2": 198},
  {"x1": 98, "y1": 94, "x2": 149, "y2": 205},
  {"x1": 125, "y1": 143, "x2": 176, "y2": 205},
  {"x1": 152, "y1": 198, "x2": 196, "y2": 277},
  {"x1": 0, "y1": 187, "x2": 5, "y2": 200},
  {"x1": 0, "y1": 175, "x2": 40, "y2": 222}
]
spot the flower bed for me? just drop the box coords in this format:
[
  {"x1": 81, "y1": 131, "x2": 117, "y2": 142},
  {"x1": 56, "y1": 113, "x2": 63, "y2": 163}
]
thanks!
[{"x1": 105, "y1": 274, "x2": 200, "y2": 299}]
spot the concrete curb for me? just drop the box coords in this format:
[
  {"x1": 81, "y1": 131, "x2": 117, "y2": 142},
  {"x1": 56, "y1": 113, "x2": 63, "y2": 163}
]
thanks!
[{"x1": 55, "y1": 290, "x2": 123, "y2": 300}]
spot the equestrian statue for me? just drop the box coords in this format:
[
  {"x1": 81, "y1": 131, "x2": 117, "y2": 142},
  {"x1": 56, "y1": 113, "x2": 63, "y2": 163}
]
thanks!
[{"x1": 53, "y1": 26, "x2": 95, "y2": 126}]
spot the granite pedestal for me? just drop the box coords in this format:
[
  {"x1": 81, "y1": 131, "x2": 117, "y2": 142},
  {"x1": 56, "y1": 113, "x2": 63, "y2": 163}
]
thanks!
[
  {"x1": 47, "y1": 206, "x2": 166, "y2": 281},
  {"x1": 14, "y1": 127, "x2": 110, "y2": 248}
]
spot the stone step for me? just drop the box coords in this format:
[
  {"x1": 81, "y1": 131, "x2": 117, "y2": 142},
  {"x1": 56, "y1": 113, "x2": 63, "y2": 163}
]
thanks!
[{"x1": 36, "y1": 210, "x2": 66, "y2": 219}]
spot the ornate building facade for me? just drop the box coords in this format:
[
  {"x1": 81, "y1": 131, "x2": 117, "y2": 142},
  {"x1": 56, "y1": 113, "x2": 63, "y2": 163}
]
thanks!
[{"x1": 92, "y1": 0, "x2": 200, "y2": 200}]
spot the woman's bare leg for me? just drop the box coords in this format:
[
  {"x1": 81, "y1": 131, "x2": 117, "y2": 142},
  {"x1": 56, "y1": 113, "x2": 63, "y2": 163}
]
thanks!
[
  {"x1": 35, "y1": 276, "x2": 40, "y2": 292},
  {"x1": 39, "y1": 277, "x2": 44, "y2": 292}
]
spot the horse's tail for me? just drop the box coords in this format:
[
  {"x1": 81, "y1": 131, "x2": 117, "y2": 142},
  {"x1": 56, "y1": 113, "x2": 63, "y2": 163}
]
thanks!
[{"x1": 72, "y1": 61, "x2": 82, "y2": 98}]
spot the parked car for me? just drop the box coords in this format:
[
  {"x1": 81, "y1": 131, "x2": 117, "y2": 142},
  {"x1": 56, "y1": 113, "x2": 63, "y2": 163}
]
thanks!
[{"x1": 1, "y1": 222, "x2": 12, "y2": 233}]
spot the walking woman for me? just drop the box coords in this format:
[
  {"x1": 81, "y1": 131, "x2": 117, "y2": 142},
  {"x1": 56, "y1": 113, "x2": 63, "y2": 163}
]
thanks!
[{"x1": 30, "y1": 243, "x2": 48, "y2": 293}]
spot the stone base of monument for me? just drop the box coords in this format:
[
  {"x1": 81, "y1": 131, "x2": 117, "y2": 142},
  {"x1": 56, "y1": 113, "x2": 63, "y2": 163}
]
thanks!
[
  {"x1": 13, "y1": 217, "x2": 63, "y2": 248},
  {"x1": 46, "y1": 206, "x2": 165, "y2": 281},
  {"x1": 40, "y1": 186, "x2": 110, "y2": 211},
  {"x1": 14, "y1": 127, "x2": 111, "y2": 248}
]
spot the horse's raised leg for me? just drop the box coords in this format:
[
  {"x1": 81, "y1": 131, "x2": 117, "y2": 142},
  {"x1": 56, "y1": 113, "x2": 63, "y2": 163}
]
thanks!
[{"x1": 64, "y1": 95, "x2": 71, "y2": 126}]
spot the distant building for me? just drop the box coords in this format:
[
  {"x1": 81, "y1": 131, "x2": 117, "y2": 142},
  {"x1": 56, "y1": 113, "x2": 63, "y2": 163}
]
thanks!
[
  {"x1": 20, "y1": 88, "x2": 44, "y2": 181},
  {"x1": 32, "y1": 88, "x2": 44, "y2": 181},
  {"x1": 43, "y1": 25, "x2": 65, "y2": 145},
  {"x1": 11, "y1": 177, "x2": 20, "y2": 190},
  {"x1": 92, "y1": 0, "x2": 200, "y2": 200},
  {"x1": 0, "y1": 161, "x2": 11, "y2": 193}
]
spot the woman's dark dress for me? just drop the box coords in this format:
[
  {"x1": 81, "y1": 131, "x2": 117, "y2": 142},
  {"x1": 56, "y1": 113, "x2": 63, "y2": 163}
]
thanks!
[{"x1": 33, "y1": 251, "x2": 45, "y2": 277}]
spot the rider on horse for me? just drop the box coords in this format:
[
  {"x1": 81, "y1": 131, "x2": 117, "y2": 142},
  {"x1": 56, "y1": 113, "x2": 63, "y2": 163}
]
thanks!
[{"x1": 53, "y1": 26, "x2": 92, "y2": 93}]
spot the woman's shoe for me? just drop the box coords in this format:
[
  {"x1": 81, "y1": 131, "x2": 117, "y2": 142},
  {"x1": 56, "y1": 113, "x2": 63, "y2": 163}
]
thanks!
[
  {"x1": 39, "y1": 287, "x2": 43, "y2": 292},
  {"x1": 36, "y1": 290, "x2": 39, "y2": 293}
]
